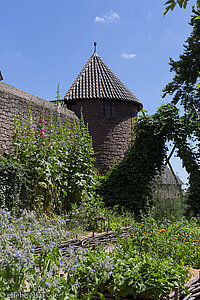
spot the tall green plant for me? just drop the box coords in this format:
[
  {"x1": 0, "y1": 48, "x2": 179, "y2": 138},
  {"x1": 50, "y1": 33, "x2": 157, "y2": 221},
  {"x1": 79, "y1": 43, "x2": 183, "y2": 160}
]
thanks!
[{"x1": 0, "y1": 104, "x2": 98, "y2": 212}]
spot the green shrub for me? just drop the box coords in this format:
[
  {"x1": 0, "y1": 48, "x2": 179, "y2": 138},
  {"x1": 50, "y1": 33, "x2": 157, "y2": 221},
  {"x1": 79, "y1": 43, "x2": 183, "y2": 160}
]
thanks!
[
  {"x1": 0, "y1": 158, "x2": 28, "y2": 211},
  {"x1": 97, "y1": 105, "x2": 180, "y2": 215},
  {"x1": 97, "y1": 104, "x2": 199, "y2": 215},
  {"x1": 150, "y1": 196, "x2": 187, "y2": 220},
  {"x1": 109, "y1": 254, "x2": 188, "y2": 299}
]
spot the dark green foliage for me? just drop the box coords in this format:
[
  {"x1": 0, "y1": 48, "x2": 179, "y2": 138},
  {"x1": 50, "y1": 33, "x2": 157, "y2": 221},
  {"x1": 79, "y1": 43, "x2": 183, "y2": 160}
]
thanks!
[
  {"x1": 0, "y1": 158, "x2": 28, "y2": 211},
  {"x1": 98, "y1": 105, "x2": 180, "y2": 215},
  {"x1": 162, "y1": 8, "x2": 200, "y2": 213},
  {"x1": 98, "y1": 104, "x2": 200, "y2": 215},
  {"x1": 175, "y1": 115, "x2": 200, "y2": 213},
  {"x1": 164, "y1": 0, "x2": 200, "y2": 15},
  {"x1": 163, "y1": 8, "x2": 200, "y2": 112},
  {"x1": 151, "y1": 196, "x2": 187, "y2": 220}
]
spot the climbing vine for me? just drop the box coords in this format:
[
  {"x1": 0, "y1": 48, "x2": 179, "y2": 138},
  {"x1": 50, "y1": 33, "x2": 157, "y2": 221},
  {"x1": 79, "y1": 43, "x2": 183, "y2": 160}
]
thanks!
[
  {"x1": 175, "y1": 112, "x2": 200, "y2": 212},
  {"x1": 98, "y1": 104, "x2": 200, "y2": 216}
]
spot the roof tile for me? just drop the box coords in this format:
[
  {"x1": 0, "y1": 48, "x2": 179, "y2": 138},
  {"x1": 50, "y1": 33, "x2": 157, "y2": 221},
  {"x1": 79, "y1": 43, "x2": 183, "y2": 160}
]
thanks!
[{"x1": 64, "y1": 53, "x2": 142, "y2": 107}]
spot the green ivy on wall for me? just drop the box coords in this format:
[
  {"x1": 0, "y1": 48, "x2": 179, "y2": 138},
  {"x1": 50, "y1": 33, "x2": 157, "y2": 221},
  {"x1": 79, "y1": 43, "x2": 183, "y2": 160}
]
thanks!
[{"x1": 98, "y1": 104, "x2": 200, "y2": 216}]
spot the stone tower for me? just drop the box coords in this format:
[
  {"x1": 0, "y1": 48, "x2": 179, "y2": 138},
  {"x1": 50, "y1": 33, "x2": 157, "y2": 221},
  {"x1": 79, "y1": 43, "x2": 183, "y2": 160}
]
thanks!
[{"x1": 63, "y1": 43, "x2": 143, "y2": 174}]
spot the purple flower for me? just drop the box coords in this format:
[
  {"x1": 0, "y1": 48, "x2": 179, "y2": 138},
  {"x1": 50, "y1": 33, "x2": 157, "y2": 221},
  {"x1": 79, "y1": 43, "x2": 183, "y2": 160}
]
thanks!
[{"x1": 45, "y1": 282, "x2": 50, "y2": 286}]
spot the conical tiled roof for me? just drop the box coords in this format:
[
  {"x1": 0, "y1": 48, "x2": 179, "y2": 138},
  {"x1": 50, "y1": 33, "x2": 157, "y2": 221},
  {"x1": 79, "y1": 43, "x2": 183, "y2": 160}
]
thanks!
[{"x1": 64, "y1": 48, "x2": 142, "y2": 108}]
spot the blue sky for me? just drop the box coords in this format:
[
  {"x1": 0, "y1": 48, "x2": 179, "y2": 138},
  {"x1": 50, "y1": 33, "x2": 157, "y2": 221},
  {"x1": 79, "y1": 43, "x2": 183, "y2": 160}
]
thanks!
[{"x1": 1, "y1": 0, "x2": 195, "y2": 185}]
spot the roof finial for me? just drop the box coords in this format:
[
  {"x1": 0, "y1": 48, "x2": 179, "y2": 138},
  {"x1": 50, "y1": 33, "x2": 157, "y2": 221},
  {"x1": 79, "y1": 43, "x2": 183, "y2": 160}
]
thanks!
[
  {"x1": 0, "y1": 71, "x2": 3, "y2": 81},
  {"x1": 94, "y1": 41, "x2": 97, "y2": 55}
]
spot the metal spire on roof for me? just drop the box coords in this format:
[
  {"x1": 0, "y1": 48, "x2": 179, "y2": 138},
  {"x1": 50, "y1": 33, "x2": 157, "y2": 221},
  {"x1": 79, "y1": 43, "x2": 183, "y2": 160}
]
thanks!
[
  {"x1": 64, "y1": 44, "x2": 142, "y2": 107},
  {"x1": 93, "y1": 41, "x2": 98, "y2": 56},
  {"x1": 0, "y1": 71, "x2": 3, "y2": 81}
]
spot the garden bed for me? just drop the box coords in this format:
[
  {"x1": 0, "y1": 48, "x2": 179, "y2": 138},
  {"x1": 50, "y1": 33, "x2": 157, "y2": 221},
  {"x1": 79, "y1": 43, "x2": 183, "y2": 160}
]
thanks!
[{"x1": 1, "y1": 210, "x2": 200, "y2": 299}]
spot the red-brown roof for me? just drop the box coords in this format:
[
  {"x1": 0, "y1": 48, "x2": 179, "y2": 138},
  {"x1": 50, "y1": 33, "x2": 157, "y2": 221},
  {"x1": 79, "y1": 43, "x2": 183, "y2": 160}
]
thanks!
[{"x1": 64, "y1": 51, "x2": 142, "y2": 108}]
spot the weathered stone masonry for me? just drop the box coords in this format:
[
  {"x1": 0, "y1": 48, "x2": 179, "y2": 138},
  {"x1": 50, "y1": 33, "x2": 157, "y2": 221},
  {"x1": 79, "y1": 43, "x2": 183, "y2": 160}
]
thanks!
[
  {"x1": 71, "y1": 100, "x2": 138, "y2": 173},
  {"x1": 0, "y1": 82, "x2": 78, "y2": 155}
]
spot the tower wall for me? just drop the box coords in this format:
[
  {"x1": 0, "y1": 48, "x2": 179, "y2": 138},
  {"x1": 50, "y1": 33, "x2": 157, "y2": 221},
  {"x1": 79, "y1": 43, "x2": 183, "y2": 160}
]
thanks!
[{"x1": 70, "y1": 99, "x2": 138, "y2": 174}]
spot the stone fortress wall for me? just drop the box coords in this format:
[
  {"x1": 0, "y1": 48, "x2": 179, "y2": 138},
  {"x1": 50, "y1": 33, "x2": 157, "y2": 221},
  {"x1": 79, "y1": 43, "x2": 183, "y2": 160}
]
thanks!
[
  {"x1": 71, "y1": 100, "x2": 137, "y2": 174},
  {"x1": 0, "y1": 82, "x2": 78, "y2": 155}
]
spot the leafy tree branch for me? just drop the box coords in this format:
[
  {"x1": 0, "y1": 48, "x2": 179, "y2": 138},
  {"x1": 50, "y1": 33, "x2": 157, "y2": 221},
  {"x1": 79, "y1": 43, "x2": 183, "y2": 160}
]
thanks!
[{"x1": 164, "y1": 0, "x2": 200, "y2": 15}]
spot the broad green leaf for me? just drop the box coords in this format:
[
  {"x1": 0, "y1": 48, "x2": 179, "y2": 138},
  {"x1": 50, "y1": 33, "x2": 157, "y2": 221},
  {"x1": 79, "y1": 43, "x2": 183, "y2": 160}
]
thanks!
[
  {"x1": 97, "y1": 292, "x2": 105, "y2": 299},
  {"x1": 164, "y1": 6, "x2": 172, "y2": 15}
]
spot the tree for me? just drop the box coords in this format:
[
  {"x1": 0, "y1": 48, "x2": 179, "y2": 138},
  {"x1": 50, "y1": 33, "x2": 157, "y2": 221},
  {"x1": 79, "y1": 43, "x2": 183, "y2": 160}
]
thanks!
[
  {"x1": 97, "y1": 104, "x2": 200, "y2": 215},
  {"x1": 162, "y1": 6, "x2": 200, "y2": 214},
  {"x1": 162, "y1": 8, "x2": 200, "y2": 113},
  {"x1": 164, "y1": 0, "x2": 200, "y2": 15}
]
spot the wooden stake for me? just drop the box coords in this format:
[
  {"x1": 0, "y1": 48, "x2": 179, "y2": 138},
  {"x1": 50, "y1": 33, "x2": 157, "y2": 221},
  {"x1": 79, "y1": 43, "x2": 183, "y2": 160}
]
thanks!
[
  {"x1": 175, "y1": 287, "x2": 179, "y2": 300},
  {"x1": 108, "y1": 217, "x2": 110, "y2": 231}
]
